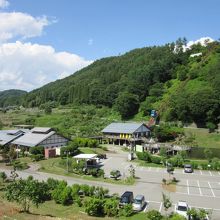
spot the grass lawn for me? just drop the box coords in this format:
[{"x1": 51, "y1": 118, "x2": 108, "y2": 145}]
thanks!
[
  {"x1": 79, "y1": 147, "x2": 107, "y2": 154},
  {"x1": 184, "y1": 127, "x2": 220, "y2": 148},
  {"x1": 37, "y1": 158, "x2": 135, "y2": 185}
]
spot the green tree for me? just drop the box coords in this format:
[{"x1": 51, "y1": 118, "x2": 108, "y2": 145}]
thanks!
[
  {"x1": 114, "y1": 92, "x2": 139, "y2": 119},
  {"x1": 52, "y1": 181, "x2": 72, "y2": 205},
  {"x1": 5, "y1": 176, "x2": 49, "y2": 212},
  {"x1": 162, "y1": 193, "x2": 172, "y2": 214},
  {"x1": 84, "y1": 197, "x2": 104, "y2": 216},
  {"x1": 103, "y1": 197, "x2": 119, "y2": 217},
  {"x1": 44, "y1": 105, "x2": 52, "y2": 114},
  {"x1": 128, "y1": 164, "x2": 135, "y2": 178}
]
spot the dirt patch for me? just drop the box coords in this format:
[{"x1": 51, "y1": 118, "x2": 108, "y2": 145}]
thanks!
[
  {"x1": 0, "y1": 200, "x2": 20, "y2": 218},
  {"x1": 161, "y1": 183, "x2": 176, "y2": 192}
]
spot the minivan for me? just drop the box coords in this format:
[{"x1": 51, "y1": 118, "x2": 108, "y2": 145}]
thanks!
[{"x1": 132, "y1": 195, "x2": 146, "y2": 211}]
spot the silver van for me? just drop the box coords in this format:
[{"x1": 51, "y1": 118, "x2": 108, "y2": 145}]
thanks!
[{"x1": 132, "y1": 195, "x2": 146, "y2": 211}]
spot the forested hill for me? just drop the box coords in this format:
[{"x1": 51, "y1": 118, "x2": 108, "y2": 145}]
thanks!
[
  {"x1": 0, "y1": 90, "x2": 27, "y2": 107},
  {"x1": 8, "y1": 39, "x2": 220, "y2": 127}
]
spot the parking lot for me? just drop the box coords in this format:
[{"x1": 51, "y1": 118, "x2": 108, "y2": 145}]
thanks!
[
  {"x1": 176, "y1": 179, "x2": 220, "y2": 198},
  {"x1": 101, "y1": 148, "x2": 220, "y2": 219}
]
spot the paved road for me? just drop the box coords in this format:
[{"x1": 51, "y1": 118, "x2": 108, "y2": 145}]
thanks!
[{"x1": 1, "y1": 148, "x2": 220, "y2": 219}]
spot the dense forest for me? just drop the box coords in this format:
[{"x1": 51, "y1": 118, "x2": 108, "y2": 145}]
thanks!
[
  {"x1": 0, "y1": 90, "x2": 27, "y2": 108},
  {"x1": 1, "y1": 39, "x2": 220, "y2": 128}
]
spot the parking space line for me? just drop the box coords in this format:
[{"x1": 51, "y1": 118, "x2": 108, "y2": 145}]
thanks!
[
  {"x1": 148, "y1": 167, "x2": 152, "y2": 171},
  {"x1": 218, "y1": 172, "x2": 220, "y2": 176},
  {"x1": 186, "y1": 179, "x2": 189, "y2": 195},
  {"x1": 208, "y1": 181, "x2": 215, "y2": 197},
  {"x1": 200, "y1": 170, "x2": 203, "y2": 175},
  {"x1": 197, "y1": 180, "x2": 202, "y2": 196},
  {"x1": 209, "y1": 171, "x2": 213, "y2": 176},
  {"x1": 159, "y1": 202, "x2": 163, "y2": 212}
]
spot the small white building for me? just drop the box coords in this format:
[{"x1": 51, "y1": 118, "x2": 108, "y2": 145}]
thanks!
[{"x1": 73, "y1": 154, "x2": 99, "y2": 166}]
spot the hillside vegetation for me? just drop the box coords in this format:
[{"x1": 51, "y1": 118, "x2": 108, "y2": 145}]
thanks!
[
  {"x1": 1, "y1": 39, "x2": 220, "y2": 128},
  {"x1": 0, "y1": 90, "x2": 27, "y2": 107}
]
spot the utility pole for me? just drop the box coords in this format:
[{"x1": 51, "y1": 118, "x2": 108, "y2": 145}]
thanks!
[{"x1": 66, "y1": 151, "x2": 69, "y2": 173}]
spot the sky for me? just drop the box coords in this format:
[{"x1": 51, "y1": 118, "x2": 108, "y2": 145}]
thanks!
[{"x1": 0, "y1": 0, "x2": 220, "y2": 91}]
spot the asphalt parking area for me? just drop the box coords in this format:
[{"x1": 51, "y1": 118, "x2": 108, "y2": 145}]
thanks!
[{"x1": 176, "y1": 179, "x2": 220, "y2": 198}]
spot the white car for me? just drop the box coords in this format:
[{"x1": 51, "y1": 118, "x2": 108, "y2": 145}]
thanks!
[
  {"x1": 175, "y1": 201, "x2": 189, "y2": 218},
  {"x1": 132, "y1": 195, "x2": 146, "y2": 211}
]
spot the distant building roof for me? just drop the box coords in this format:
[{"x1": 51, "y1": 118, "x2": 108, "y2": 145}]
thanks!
[
  {"x1": 0, "y1": 130, "x2": 27, "y2": 146},
  {"x1": 73, "y1": 154, "x2": 98, "y2": 160},
  {"x1": 102, "y1": 122, "x2": 149, "y2": 134},
  {"x1": 12, "y1": 129, "x2": 55, "y2": 147},
  {"x1": 31, "y1": 127, "x2": 52, "y2": 133},
  {"x1": 14, "y1": 124, "x2": 34, "y2": 129}
]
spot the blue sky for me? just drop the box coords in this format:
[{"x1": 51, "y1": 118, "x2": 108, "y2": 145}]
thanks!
[
  {"x1": 8, "y1": 0, "x2": 220, "y2": 60},
  {"x1": 0, "y1": 0, "x2": 219, "y2": 91}
]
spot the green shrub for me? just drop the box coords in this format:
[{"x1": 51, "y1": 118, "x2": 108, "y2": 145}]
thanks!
[
  {"x1": 30, "y1": 146, "x2": 44, "y2": 155},
  {"x1": 150, "y1": 155, "x2": 161, "y2": 164},
  {"x1": 136, "y1": 151, "x2": 151, "y2": 162},
  {"x1": 146, "y1": 209, "x2": 163, "y2": 220},
  {"x1": 119, "y1": 204, "x2": 133, "y2": 217},
  {"x1": 31, "y1": 154, "x2": 44, "y2": 161},
  {"x1": 52, "y1": 181, "x2": 72, "y2": 205},
  {"x1": 84, "y1": 197, "x2": 104, "y2": 216},
  {"x1": 104, "y1": 197, "x2": 119, "y2": 217},
  {"x1": 71, "y1": 184, "x2": 81, "y2": 199}
]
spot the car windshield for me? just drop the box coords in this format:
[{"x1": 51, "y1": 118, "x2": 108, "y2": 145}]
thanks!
[
  {"x1": 177, "y1": 205, "x2": 187, "y2": 211},
  {"x1": 185, "y1": 165, "x2": 191, "y2": 168},
  {"x1": 134, "y1": 199, "x2": 142, "y2": 204}
]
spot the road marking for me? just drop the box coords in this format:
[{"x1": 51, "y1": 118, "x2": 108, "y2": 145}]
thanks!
[
  {"x1": 197, "y1": 180, "x2": 203, "y2": 196},
  {"x1": 209, "y1": 171, "x2": 213, "y2": 176},
  {"x1": 148, "y1": 167, "x2": 152, "y2": 171},
  {"x1": 159, "y1": 202, "x2": 163, "y2": 212},
  {"x1": 192, "y1": 205, "x2": 220, "y2": 212},
  {"x1": 156, "y1": 168, "x2": 159, "y2": 172},
  {"x1": 144, "y1": 204, "x2": 148, "y2": 212},
  {"x1": 218, "y1": 172, "x2": 220, "y2": 176},
  {"x1": 187, "y1": 179, "x2": 190, "y2": 195},
  {"x1": 200, "y1": 170, "x2": 203, "y2": 175},
  {"x1": 208, "y1": 181, "x2": 215, "y2": 197}
]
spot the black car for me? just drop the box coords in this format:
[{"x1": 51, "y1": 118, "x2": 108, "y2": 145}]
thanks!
[
  {"x1": 184, "y1": 164, "x2": 193, "y2": 173},
  {"x1": 97, "y1": 154, "x2": 107, "y2": 159},
  {"x1": 119, "y1": 191, "x2": 134, "y2": 207}
]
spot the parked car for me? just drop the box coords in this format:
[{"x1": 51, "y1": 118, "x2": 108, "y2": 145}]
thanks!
[
  {"x1": 184, "y1": 164, "x2": 193, "y2": 173},
  {"x1": 119, "y1": 191, "x2": 134, "y2": 207},
  {"x1": 97, "y1": 154, "x2": 107, "y2": 159},
  {"x1": 109, "y1": 170, "x2": 121, "y2": 179},
  {"x1": 132, "y1": 195, "x2": 146, "y2": 211},
  {"x1": 175, "y1": 201, "x2": 189, "y2": 218}
]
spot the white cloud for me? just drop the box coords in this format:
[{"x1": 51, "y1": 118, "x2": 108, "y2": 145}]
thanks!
[
  {"x1": 0, "y1": 41, "x2": 93, "y2": 91},
  {"x1": 0, "y1": 12, "x2": 52, "y2": 42},
  {"x1": 183, "y1": 37, "x2": 215, "y2": 52},
  {"x1": 0, "y1": 0, "x2": 9, "y2": 9}
]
